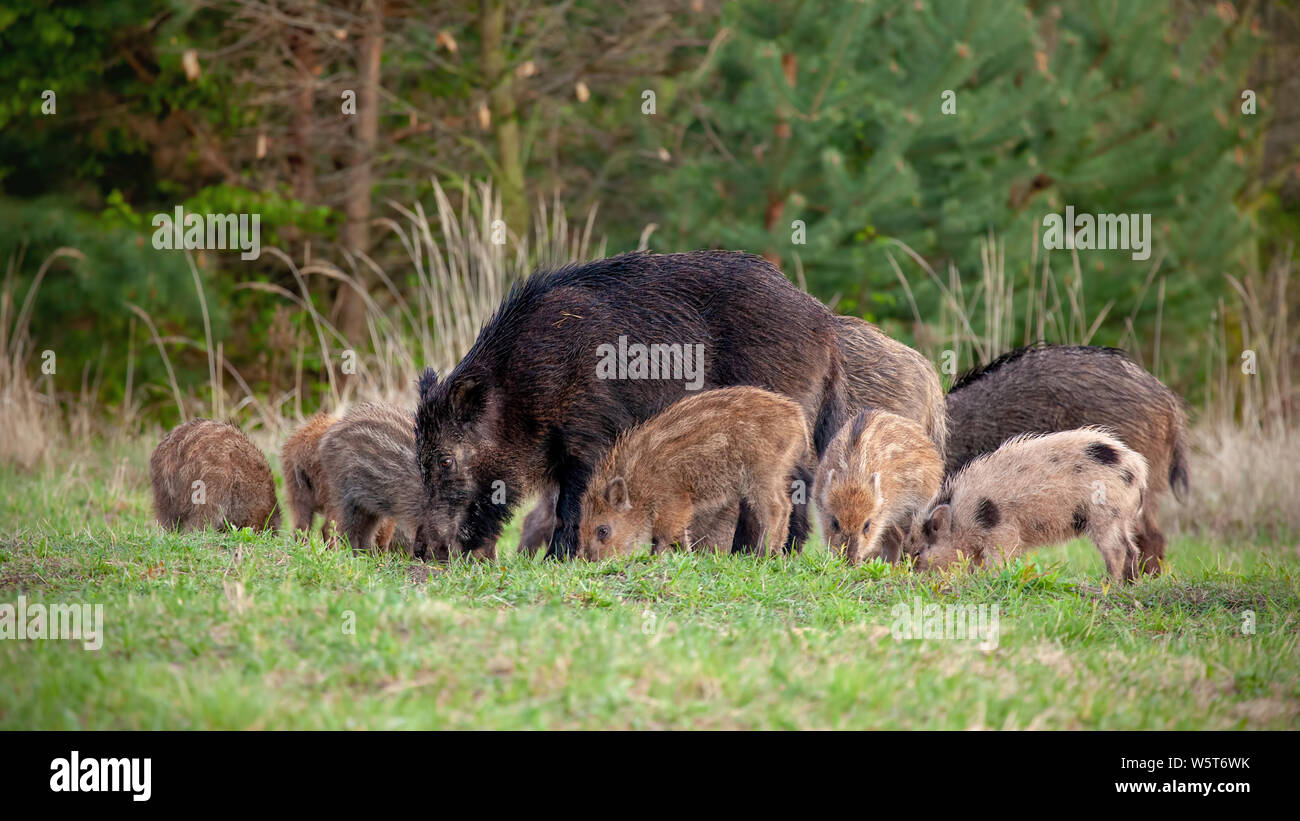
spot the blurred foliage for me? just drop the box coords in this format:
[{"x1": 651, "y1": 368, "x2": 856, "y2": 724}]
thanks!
[
  {"x1": 654, "y1": 0, "x2": 1265, "y2": 382},
  {"x1": 0, "y1": 0, "x2": 1291, "y2": 416}
]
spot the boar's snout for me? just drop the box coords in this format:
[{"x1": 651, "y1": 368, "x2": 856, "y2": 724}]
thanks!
[
  {"x1": 412, "y1": 522, "x2": 452, "y2": 563},
  {"x1": 841, "y1": 535, "x2": 867, "y2": 565}
]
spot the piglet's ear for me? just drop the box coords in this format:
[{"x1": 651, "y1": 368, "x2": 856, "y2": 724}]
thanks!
[
  {"x1": 606, "y1": 476, "x2": 632, "y2": 511},
  {"x1": 927, "y1": 503, "x2": 951, "y2": 534},
  {"x1": 417, "y1": 367, "x2": 439, "y2": 401}
]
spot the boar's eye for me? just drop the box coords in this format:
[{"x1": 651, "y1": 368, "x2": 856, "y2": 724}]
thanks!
[
  {"x1": 862, "y1": 519, "x2": 871, "y2": 535},
  {"x1": 439, "y1": 456, "x2": 454, "y2": 471},
  {"x1": 596, "y1": 525, "x2": 611, "y2": 542},
  {"x1": 830, "y1": 517, "x2": 840, "y2": 532}
]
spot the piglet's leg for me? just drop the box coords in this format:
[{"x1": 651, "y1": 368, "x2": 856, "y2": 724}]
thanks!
[
  {"x1": 756, "y1": 489, "x2": 792, "y2": 558},
  {"x1": 651, "y1": 499, "x2": 693, "y2": 555},
  {"x1": 1094, "y1": 523, "x2": 1138, "y2": 583}
]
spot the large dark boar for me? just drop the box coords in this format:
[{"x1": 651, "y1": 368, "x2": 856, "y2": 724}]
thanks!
[
  {"x1": 150, "y1": 419, "x2": 280, "y2": 532},
  {"x1": 944, "y1": 344, "x2": 1189, "y2": 575},
  {"x1": 413, "y1": 250, "x2": 845, "y2": 560},
  {"x1": 516, "y1": 314, "x2": 943, "y2": 556}
]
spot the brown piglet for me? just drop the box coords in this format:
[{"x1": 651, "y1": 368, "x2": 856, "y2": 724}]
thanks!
[
  {"x1": 281, "y1": 411, "x2": 342, "y2": 541},
  {"x1": 150, "y1": 419, "x2": 280, "y2": 532},
  {"x1": 815, "y1": 409, "x2": 943, "y2": 564},
  {"x1": 318, "y1": 403, "x2": 421, "y2": 555},
  {"x1": 577, "y1": 386, "x2": 809, "y2": 560}
]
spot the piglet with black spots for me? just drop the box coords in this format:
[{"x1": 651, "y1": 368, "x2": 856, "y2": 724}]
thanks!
[{"x1": 909, "y1": 428, "x2": 1149, "y2": 582}]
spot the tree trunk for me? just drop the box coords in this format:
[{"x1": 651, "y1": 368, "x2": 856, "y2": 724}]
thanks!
[
  {"x1": 481, "y1": 0, "x2": 527, "y2": 233},
  {"x1": 288, "y1": 27, "x2": 318, "y2": 207},
  {"x1": 335, "y1": 0, "x2": 384, "y2": 349}
]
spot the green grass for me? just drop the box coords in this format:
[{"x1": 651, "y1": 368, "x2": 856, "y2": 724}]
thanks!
[{"x1": 1, "y1": 439, "x2": 1297, "y2": 729}]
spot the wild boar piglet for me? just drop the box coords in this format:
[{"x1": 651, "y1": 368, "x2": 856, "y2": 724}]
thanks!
[
  {"x1": 281, "y1": 411, "x2": 342, "y2": 540},
  {"x1": 815, "y1": 409, "x2": 943, "y2": 564},
  {"x1": 835, "y1": 316, "x2": 947, "y2": 458},
  {"x1": 578, "y1": 386, "x2": 809, "y2": 560},
  {"x1": 318, "y1": 402, "x2": 422, "y2": 555},
  {"x1": 908, "y1": 428, "x2": 1149, "y2": 582},
  {"x1": 150, "y1": 419, "x2": 280, "y2": 532}
]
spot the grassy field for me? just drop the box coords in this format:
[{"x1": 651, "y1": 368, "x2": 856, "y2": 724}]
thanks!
[{"x1": 1, "y1": 437, "x2": 1297, "y2": 730}]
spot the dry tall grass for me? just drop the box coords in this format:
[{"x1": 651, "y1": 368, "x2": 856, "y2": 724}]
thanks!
[
  {"x1": 887, "y1": 232, "x2": 1160, "y2": 373},
  {"x1": 0, "y1": 247, "x2": 87, "y2": 469},
  {"x1": 238, "y1": 178, "x2": 603, "y2": 437},
  {"x1": 1, "y1": 179, "x2": 603, "y2": 468},
  {"x1": 1171, "y1": 247, "x2": 1298, "y2": 540}
]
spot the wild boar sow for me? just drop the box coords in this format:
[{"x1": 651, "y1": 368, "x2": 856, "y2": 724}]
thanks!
[
  {"x1": 945, "y1": 344, "x2": 1188, "y2": 575},
  {"x1": 150, "y1": 419, "x2": 280, "y2": 532},
  {"x1": 910, "y1": 428, "x2": 1149, "y2": 582},
  {"x1": 815, "y1": 409, "x2": 943, "y2": 565},
  {"x1": 318, "y1": 403, "x2": 422, "y2": 555},
  {"x1": 577, "y1": 387, "x2": 809, "y2": 559},
  {"x1": 413, "y1": 251, "x2": 845, "y2": 560}
]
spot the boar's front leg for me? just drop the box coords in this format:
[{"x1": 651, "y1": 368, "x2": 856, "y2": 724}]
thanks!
[{"x1": 547, "y1": 461, "x2": 593, "y2": 560}]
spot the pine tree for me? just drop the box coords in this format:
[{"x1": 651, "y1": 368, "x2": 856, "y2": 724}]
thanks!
[{"x1": 657, "y1": 0, "x2": 1261, "y2": 354}]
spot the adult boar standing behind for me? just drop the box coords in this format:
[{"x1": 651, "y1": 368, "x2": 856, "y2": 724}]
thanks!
[
  {"x1": 413, "y1": 251, "x2": 845, "y2": 560},
  {"x1": 517, "y1": 314, "x2": 947, "y2": 556}
]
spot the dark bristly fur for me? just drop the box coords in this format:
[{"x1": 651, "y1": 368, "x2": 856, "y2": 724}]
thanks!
[
  {"x1": 945, "y1": 344, "x2": 1190, "y2": 575},
  {"x1": 150, "y1": 419, "x2": 280, "y2": 532},
  {"x1": 413, "y1": 250, "x2": 846, "y2": 560},
  {"x1": 318, "y1": 403, "x2": 424, "y2": 556}
]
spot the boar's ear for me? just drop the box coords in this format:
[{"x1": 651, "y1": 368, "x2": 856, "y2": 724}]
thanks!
[
  {"x1": 449, "y1": 377, "x2": 488, "y2": 421},
  {"x1": 927, "y1": 503, "x2": 951, "y2": 535},
  {"x1": 606, "y1": 476, "x2": 632, "y2": 511},
  {"x1": 417, "y1": 367, "x2": 439, "y2": 402}
]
